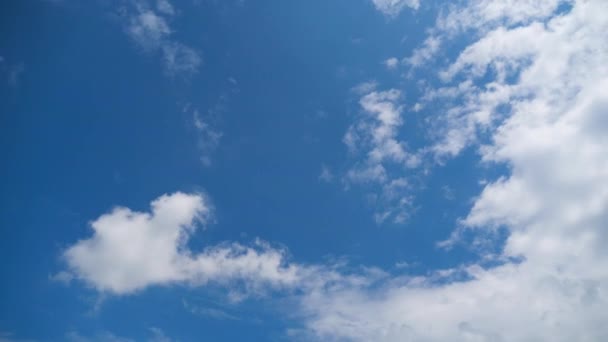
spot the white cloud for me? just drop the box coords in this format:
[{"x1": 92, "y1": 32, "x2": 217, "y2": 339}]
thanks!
[
  {"x1": 126, "y1": 8, "x2": 171, "y2": 50},
  {"x1": 294, "y1": 0, "x2": 608, "y2": 340},
  {"x1": 161, "y1": 42, "x2": 201, "y2": 76},
  {"x1": 124, "y1": 0, "x2": 200, "y2": 76},
  {"x1": 371, "y1": 0, "x2": 420, "y2": 17},
  {"x1": 350, "y1": 80, "x2": 378, "y2": 95},
  {"x1": 405, "y1": 35, "x2": 441, "y2": 67},
  {"x1": 343, "y1": 89, "x2": 420, "y2": 222},
  {"x1": 383, "y1": 57, "x2": 399, "y2": 70},
  {"x1": 63, "y1": 192, "x2": 303, "y2": 294},
  {"x1": 61, "y1": 194, "x2": 402, "y2": 316},
  {"x1": 428, "y1": 0, "x2": 605, "y2": 158},
  {"x1": 438, "y1": 0, "x2": 565, "y2": 34},
  {"x1": 402, "y1": 0, "x2": 564, "y2": 68},
  {"x1": 62, "y1": 192, "x2": 386, "y2": 298}
]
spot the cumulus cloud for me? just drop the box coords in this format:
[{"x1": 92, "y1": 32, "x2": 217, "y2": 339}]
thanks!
[
  {"x1": 427, "y1": 0, "x2": 604, "y2": 158},
  {"x1": 63, "y1": 192, "x2": 301, "y2": 294},
  {"x1": 62, "y1": 192, "x2": 384, "y2": 296},
  {"x1": 371, "y1": 0, "x2": 420, "y2": 17}
]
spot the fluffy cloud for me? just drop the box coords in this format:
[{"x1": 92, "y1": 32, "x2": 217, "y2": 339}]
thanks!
[
  {"x1": 62, "y1": 192, "x2": 382, "y2": 296},
  {"x1": 63, "y1": 192, "x2": 301, "y2": 294}
]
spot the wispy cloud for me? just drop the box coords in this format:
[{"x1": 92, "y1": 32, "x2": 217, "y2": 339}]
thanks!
[
  {"x1": 185, "y1": 78, "x2": 238, "y2": 166},
  {"x1": 192, "y1": 108, "x2": 222, "y2": 166},
  {"x1": 343, "y1": 88, "x2": 421, "y2": 223},
  {"x1": 318, "y1": 164, "x2": 334, "y2": 183},
  {"x1": 183, "y1": 299, "x2": 240, "y2": 321},
  {"x1": 122, "y1": 0, "x2": 201, "y2": 76},
  {"x1": 371, "y1": 0, "x2": 420, "y2": 17}
]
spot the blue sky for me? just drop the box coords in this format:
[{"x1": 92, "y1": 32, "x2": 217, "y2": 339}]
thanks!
[{"x1": 1, "y1": 0, "x2": 608, "y2": 341}]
